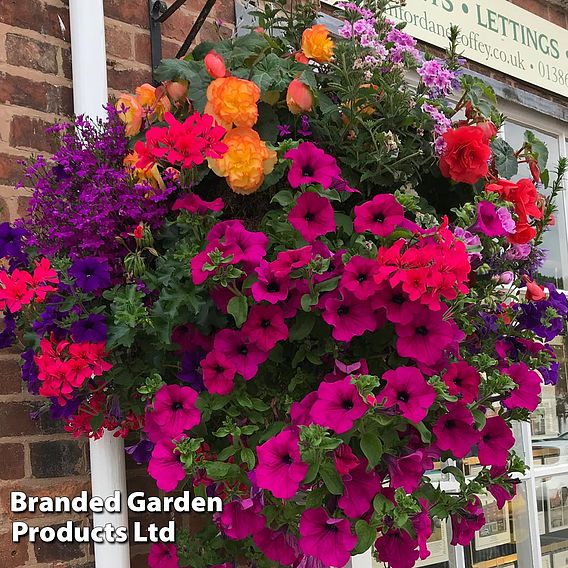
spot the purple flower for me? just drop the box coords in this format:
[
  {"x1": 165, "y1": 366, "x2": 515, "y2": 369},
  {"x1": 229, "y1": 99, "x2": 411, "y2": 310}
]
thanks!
[
  {"x1": 0, "y1": 223, "x2": 27, "y2": 264},
  {"x1": 471, "y1": 201, "x2": 513, "y2": 237},
  {"x1": 49, "y1": 396, "x2": 82, "y2": 420},
  {"x1": 21, "y1": 348, "x2": 40, "y2": 395},
  {"x1": 69, "y1": 258, "x2": 111, "y2": 292},
  {"x1": 277, "y1": 124, "x2": 292, "y2": 137},
  {"x1": 126, "y1": 436, "x2": 154, "y2": 465},
  {"x1": 70, "y1": 314, "x2": 107, "y2": 342},
  {"x1": 0, "y1": 310, "x2": 16, "y2": 348},
  {"x1": 298, "y1": 115, "x2": 312, "y2": 137},
  {"x1": 177, "y1": 349, "x2": 206, "y2": 391}
]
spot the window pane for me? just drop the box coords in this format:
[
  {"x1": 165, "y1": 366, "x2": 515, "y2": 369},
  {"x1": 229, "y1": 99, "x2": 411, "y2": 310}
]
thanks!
[
  {"x1": 537, "y1": 474, "x2": 568, "y2": 565},
  {"x1": 532, "y1": 336, "x2": 568, "y2": 468}
]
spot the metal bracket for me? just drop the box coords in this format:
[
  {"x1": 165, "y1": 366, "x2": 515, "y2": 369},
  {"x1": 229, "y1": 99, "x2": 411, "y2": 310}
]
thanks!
[{"x1": 148, "y1": 0, "x2": 218, "y2": 80}]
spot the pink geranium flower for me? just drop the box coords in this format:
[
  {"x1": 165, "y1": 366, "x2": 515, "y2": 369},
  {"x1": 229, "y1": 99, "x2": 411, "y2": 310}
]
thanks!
[
  {"x1": 354, "y1": 194, "x2": 405, "y2": 236},
  {"x1": 214, "y1": 329, "x2": 268, "y2": 380},
  {"x1": 375, "y1": 529, "x2": 420, "y2": 568},
  {"x1": 288, "y1": 192, "x2": 336, "y2": 242},
  {"x1": 442, "y1": 361, "x2": 480, "y2": 404},
  {"x1": 148, "y1": 439, "x2": 186, "y2": 492},
  {"x1": 311, "y1": 376, "x2": 367, "y2": 433},
  {"x1": 218, "y1": 498, "x2": 266, "y2": 540},
  {"x1": 502, "y1": 362, "x2": 542, "y2": 411},
  {"x1": 381, "y1": 367, "x2": 436, "y2": 423},
  {"x1": 172, "y1": 192, "x2": 224, "y2": 214},
  {"x1": 285, "y1": 142, "x2": 341, "y2": 189},
  {"x1": 299, "y1": 508, "x2": 357, "y2": 568},
  {"x1": 450, "y1": 497, "x2": 485, "y2": 546},
  {"x1": 202, "y1": 350, "x2": 236, "y2": 395},
  {"x1": 253, "y1": 528, "x2": 299, "y2": 566},
  {"x1": 252, "y1": 260, "x2": 291, "y2": 304},
  {"x1": 322, "y1": 291, "x2": 377, "y2": 342},
  {"x1": 243, "y1": 304, "x2": 288, "y2": 351},
  {"x1": 256, "y1": 429, "x2": 309, "y2": 499},
  {"x1": 152, "y1": 384, "x2": 201, "y2": 439},
  {"x1": 478, "y1": 416, "x2": 514, "y2": 467},
  {"x1": 338, "y1": 459, "x2": 381, "y2": 518},
  {"x1": 148, "y1": 543, "x2": 180, "y2": 568},
  {"x1": 433, "y1": 404, "x2": 480, "y2": 459},
  {"x1": 395, "y1": 307, "x2": 455, "y2": 366},
  {"x1": 341, "y1": 256, "x2": 381, "y2": 300}
]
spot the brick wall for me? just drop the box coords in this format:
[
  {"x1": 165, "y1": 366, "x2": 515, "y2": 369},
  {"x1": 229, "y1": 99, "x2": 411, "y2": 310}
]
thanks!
[{"x1": 0, "y1": 1, "x2": 234, "y2": 567}]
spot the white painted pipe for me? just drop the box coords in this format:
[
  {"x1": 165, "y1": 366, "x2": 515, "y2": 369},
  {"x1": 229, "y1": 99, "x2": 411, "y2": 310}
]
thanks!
[{"x1": 68, "y1": 1, "x2": 131, "y2": 567}]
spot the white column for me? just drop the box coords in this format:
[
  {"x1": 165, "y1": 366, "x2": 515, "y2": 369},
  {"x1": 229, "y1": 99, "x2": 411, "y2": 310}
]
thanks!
[{"x1": 68, "y1": 2, "x2": 130, "y2": 567}]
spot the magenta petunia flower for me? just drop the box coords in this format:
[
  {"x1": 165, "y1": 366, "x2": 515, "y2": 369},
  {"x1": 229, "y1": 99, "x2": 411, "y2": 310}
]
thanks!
[
  {"x1": 148, "y1": 543, "x2": 180, "y2": 568},
  {"x1": 290, "y1": 391, "x2": 318, "y2": 426},
  {"x1": 433, "y1": 403, "x2": 480, "y2": 459},
  {"x1": 334, "y1": 443, "x2": 360, "y2": 475},
  {"x1": 222, "y1": 221, "x2": 269, "y2": 267},
  {"x1": 299, "y1": 508, "x2": 357, "y2": 568},
  {"x1": 338, "y1": 459, "x2": 381, "y2": 518},
  {"x1": 478, "y1": 416, "x2": 514, "y2": 467},
  {"x1": 151, "y1": 384, "x2": 201, "y2": 439},
  {"x1": 372, "y1": 283, "x2": 419, "y2": 325},
  {"x1": 172, "y1": 192, "x2": 224, "y2": 215},
  {"x1": 202, "y1": 350, "x2": 236, "y2": 395},
  {"x1": 321, "y1": 291, "x2": 377, "y2": 342},
  {"x1": 218, "y1": 498, "x2": 266, "y2": 540},
  {"x1": 243, "y1": 304, "x2": 288, "y2": 351},
  {"x1": 387, "y1": 449, "x2": 433, "y2": 493},
  {"x1": 288, "y1": 192, "x2": 336, "y2": 243},
  {"x1": 272, "y1": 246, "x2": 313, "y2": 277},
  {"x1": 252, "y1": 260, "x2": 292, "y2": 304},
  {"x1": 284, "y1": 142, "x2": 342, "y2": 189},
  {"x1": 214, "y1": 329, "x2": 268, "y2": 380},
  {"x1": 488, "y1": 466, "x2": 517, "y2": 509},
  {"x1": 148, "y1": 439, "x2": 186, "y2": 492},
  {"x1": 381, "y1": 367, "x2": 436, "y2": 423},
  {"x1": 413, "y1": 500, "x2": 433, "y2": 561},
  {"x1": 470, "y1": 200, "x2": 513, "y2": 237},
  {"x1": 395, "y1": 307, "x2": 455, "y2": 366},
  {"x1": 354, "y1": 194, "x2": 405, "y2": 236},
  {"x1": 450, "y1": 497, "x2": 485, "y2": 546},
  {"x1": 340, "y1": 256, "x2": 381, "y2": 300},
  {"x1": 442, "y1": 361, "x2": 480, "y2": 404},
  {"x1": 253, "y1": 528, "x2": 299, "y2": 566},
  {"x1": 502, "y1": 362, "x2": 542, "y2": 411},
  {"x1": 256, "y1": 428, "x2": 309, "y2": 499},
  {"x1": 375, "y1": 529, "x2": 420, "y2": 568},
  {"x1": 311, "y1": 376, "x2": 367, "y2": 433}
]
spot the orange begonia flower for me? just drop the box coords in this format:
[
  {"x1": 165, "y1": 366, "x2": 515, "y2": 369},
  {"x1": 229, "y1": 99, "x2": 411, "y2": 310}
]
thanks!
[
  {"x1": 286, "y1": 79, "x2": 313, "y2": 115},
  {"x1": 208, "y1": 127, "x2": 277, "y2": 195},
  {"x1": 135, "y1": 83, "x2": 171, "y2": 120},
  {"x1": 301, "y1": 24, "x2": 334, "y2": 63},
  {"x1": 116, "y1": 94, "x2": 143, "y2": 137},
  {"x1": 205, "y1": 77, "x2": 260, "y2": 130}
]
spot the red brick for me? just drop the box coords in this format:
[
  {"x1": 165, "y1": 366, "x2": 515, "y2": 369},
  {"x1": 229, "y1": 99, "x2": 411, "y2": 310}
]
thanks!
[
  {"x1": 0, "y1": 199, "x2": 10, "y2": 223},
  {"x1": 5, "y1": 33, "x2": 59, "y2": 75},
  {"x1": 0, "y1": 357, "x2": 22, "y2": 395},
  {"x1": 0, "y1": 0, "x2": 70, "y2": 42},
  {"x1": 16, "y1": 196, "x2": 30, "y2": 219},
  {"x1": 161, "y1": 8, "x2": 196, "y2": 43},
  {"x1": 0, "y1": 153, "x2": 26, "y2": 187},
  {"x1": 34, "y1": 521, "x2": 86, "y2": 563},
  {"x1": 510, "y1": 0, "x2": 548, "y2": 19},
  {"x1": 103, "y1": 0, "x2": 149, "y2": 29},
  {"x1": 0, "y1": 443, "x2": 24, "y2": 479},
  {"x1": 0, "y1": 72, "x2": 73, "y2": 115},
  {"x1": 105, "y1": 22, "x2": 134, "y2": 60},
  {"x1": 0, "y1": 402, "x2": 65, "y2": 437},
  {"x1": 548, "y1": 6, "x2": 567, "y2": 29},
  {"x1": 61, "y1": 47, "x2": 73, "y2": 80},
  {"x1": 10, "y1": 116, "x2": 58, "y2": 153},
  {"x1": 30, "y1": 440, "x2": 86, "y2": 478},
  {"x1": 134, "y1": 32, "x2": 151, "y2": 65},
  {"x1": 107, "y1": 63, "x2": 151, "y2": 92},
  {"x1": 0, "y1": 531, "x2": 28, "y2": 567}
]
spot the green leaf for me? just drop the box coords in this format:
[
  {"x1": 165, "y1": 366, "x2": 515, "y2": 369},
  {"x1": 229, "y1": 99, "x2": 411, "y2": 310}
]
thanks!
[
  {"x1": 90, "y1": 413, "x2": 104, "y2": 433},
  {"x1": 320, "y1": 463, "x2": 343, "y2": 495},
  {"x1": 217, "y1": 446, "x2": 237, "y2": 461},
  {"x1": 255, "y1": 102, "x2": 279, "y2": 143},
  {"x1": 442, "y1": 465, "x2": 465, "y2": 483},
  {"x1": 299, "y1": 68, "x2": 318, "y2": 91},
  {"x1": 491, "y1": 138, "x2": 518, "y2": 179},
  {"x1": 319, "y1": 93, "x2": 339, "y2": 118},
  {"x1": 360, "y1": 433, "x2": 383, "y2": 468},
  {"x1": 414, "y1": 421, "x2": 433, "y2": 443},
  {"x1": 289, "y1": 312, "x2": 316, "y2": 341},
  {"x1": 251, "y1": 53, "x2": 289, "y2": 92},
  {"x1": 227, "y1": 295, "x2": 248, "y2": 328},
  {"x1": 525, "y1": 130, "x2": 549, "y2": 171},
  {"x1": 315, "y1": 276, "x2": 340, "y2": 294},
  {"x1": 241, "y1": 447, "x2": 256, "y2": 469},
  {"x1": 353, "y1": 520, "x2": 377, "y2": 555},
  {"x1": 271, "y1": 190, "x2": 294, "y2": 206}
]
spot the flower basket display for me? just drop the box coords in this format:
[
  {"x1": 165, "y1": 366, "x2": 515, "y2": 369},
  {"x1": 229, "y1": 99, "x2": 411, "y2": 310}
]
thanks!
[{"x1": 2, "y1": 1, "x2": 567, "y2": 567}]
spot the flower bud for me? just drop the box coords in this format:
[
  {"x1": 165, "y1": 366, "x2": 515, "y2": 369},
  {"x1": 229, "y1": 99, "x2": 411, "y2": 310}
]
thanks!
[
  {"x1": 286, "y1": 79, "x2": 313, "y2": 115},
  {"x1": 477, "y1": 120, "x2": 497, "y2": 142},
  {"x1": 164, "y1": 80, "x2": 188, "y2": 101},
  {"x1": 205, "y1": 50, "x2": 227, "y2": 79}
]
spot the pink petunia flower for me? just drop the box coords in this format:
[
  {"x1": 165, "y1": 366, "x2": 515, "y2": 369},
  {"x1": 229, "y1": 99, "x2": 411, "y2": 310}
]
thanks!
[
  {"x1": 272, "y1": 246, "x2": 313, "y2": 277},
  {"x1": 470, "y1": 200, "x2": 513, "y2": 237},
  {"x1": 333, "y1": 444, "x2": 360, "y2": 475},
  {"x1": 253, "y1": 528, "x2": 299, "y2": 566},
  {"x1": 341, "y1": 256, "x2": 381, "y2": 300},
  {"x1": 442, "y1": 361, "x2": 480, "y2": 404},
  {"x1": 395, "y1": 307, "x2": 455, "y2": 366},
  {"x1": 172, "y1": 192, "x2": 224, "y2": 214},
  {"x1": 386, "y1": 449, "x2": 433, "y2": 493},
  {"x1": 433, "y1": 403, "x2": 480, "y2": 459},
  {"x1": 288, "y1": 192, "x2": 336, "y2": 243},
  {"x1": 252, "y1": 260, "x2": 291, "y2": 304},
  {"x1": 151, "y1": 384, "x2": 201, "y2": 439},
  {"x1": 375, "y1": 529, "x2": 420, "y2": 568},
  {"x1": 202, "y1": 350, "x2": 236, "y2": 395},
  {"x1": 488, "y1": 466, "x2": 517, "y2": 509},
  {"x1": 256, "y1": 429, "x2": 309, "y2": 499},
  {"x1": 338, "y1": 459, "x2": 381, "y2": 518},
  {"x1": 450, "y1": 497, "x2": 485, "y2": 546},
  {"x1": 311, "y1": 376, "x2": 367, "y2": 433},
  {"x1": 148, "y1": 543, "x2": 180, "y2": 568},
  {"x1": 208, "y1": 220, "x2": 269, "y2": 267},
  {"x1": 285, "y1": 142, "x2": 342, "y2": 189},
  {"x1": 214, "y1": 329, "x2": 268, "y2": 380},
  {"x1": 218, "y1": 498, "x2": 266, "y2": 540},
  {"x1": 502, "y1": 362, "x2": 542, "y2": 411},
  {"x1": 243, "y1": 304, "x2": 288, "y2": 351},
  {"x1": 290, "y1": 391, "x2": 318, "y2": 426},
  {"x1": 299, "y1": 508, "x2": 357, "y2": 568},
  {"x1": 372, "y1": 283, "x2": 419, "y2": 325},
  {"x1": 354, "y1": 194, "x2": 405, "y2": 236},
  {"x1": 381, "y1": 366, "x2": 436, "y2": 423},
  {"x1": 478, "y1": 416, "x2": 514, "y2": 467},
  {"x1": 148, "y1": 439, "x2": 186, "y2": 492},
  {"x1": 321, "y1": 291, "x2": 377, "y2": 342}
]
